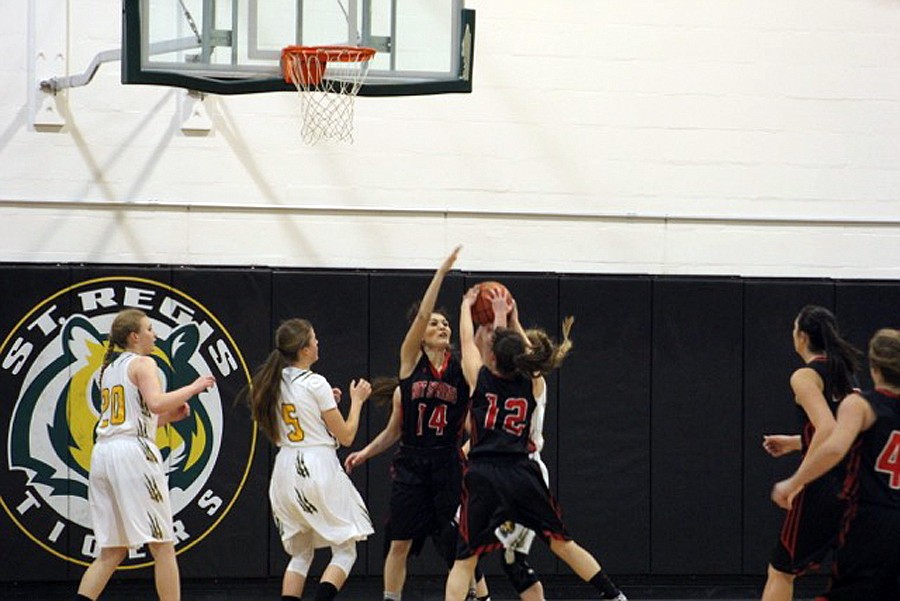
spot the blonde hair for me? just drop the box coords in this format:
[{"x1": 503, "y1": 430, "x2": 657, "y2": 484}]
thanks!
[
  {"x1": 98, "y1": 308, "x2": 147, "y2": 386},
  {"x1": 869, "y1": 328, "x2": 900, "y2": 388}
]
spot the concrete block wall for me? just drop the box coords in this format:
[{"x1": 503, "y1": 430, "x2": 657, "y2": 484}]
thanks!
[{"x1": 1, "y1": 0, "x2": 900, "y2": 276}]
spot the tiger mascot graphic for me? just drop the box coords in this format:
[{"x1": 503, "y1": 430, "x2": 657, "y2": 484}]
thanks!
[{"x1": 0, "y1": 277, "x2": 255, "y2": 568}]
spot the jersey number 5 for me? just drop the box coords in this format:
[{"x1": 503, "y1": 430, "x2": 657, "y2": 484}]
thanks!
[
  {"x1": 281, "y1": 404, "x2": 306, "y2": 442},
  {"x1": 875, "y1": 430, "x2": 900, "y2": 489}
]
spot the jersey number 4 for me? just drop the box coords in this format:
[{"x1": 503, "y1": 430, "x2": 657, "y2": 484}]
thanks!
[{"x1": 875, "y1": 430, "x2": 900, "y2": 489}]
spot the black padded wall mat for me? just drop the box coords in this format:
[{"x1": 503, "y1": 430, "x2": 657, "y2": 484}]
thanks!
[
  {"x1": 170, "y1": 267, "x2": 272, "y2": 578},
  {"x1": 558, "y1": 276, "x2": 652, "y2": 575},
  {"x1": 836, "y1": 281, "x2": 900, "y2": 390},
  {"x1": 0, "y1": 265, "x2": 76, "y2": 582},
  {"x1": 650, "y1": 278, "x2": 744, "y2": 574}
]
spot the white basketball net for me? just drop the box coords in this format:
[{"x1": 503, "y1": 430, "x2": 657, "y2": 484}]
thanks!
[{"x1": 282, "y1": 47, "x2": 373, "y2": 145}]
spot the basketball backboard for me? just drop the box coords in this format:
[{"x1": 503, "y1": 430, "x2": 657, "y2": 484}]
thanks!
[{"x1": 122, "y1": 0, "x2": 474, "y2": 96}]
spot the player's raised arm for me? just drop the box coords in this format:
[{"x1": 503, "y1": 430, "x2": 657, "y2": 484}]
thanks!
[
  {"x1": 459, "y1": 285, "x2": 483, "y2": 390},
  {"x1": 400, "y1": 245, "x2": 461, "y2": 377}
]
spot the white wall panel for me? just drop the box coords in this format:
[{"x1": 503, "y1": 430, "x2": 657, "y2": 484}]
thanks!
[{"x1": 2, "y1": 0, "x2": 900, "y2": 276}]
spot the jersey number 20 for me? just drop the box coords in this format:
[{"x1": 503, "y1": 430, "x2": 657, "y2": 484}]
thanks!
[{"x1": 100, "y1": 385, "x2": 126, "y2": 428}]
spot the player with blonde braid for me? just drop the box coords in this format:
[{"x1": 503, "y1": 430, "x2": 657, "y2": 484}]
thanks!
[{"x1": 76, "y1": 309, "x2": 215, "y2": 601}]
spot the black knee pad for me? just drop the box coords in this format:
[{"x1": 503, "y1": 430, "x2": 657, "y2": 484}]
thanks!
[{"x1": 500, "y1": 551, "x2": 540, "y2": 594}]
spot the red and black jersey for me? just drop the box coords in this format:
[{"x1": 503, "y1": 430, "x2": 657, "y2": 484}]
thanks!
[
  {"x1": 798, "y1": 357, "x2": 839, "y2": 453},
  {"x1": 398, "y1": 351, "x2": 468, "y2": 449},
  {"x1": 842, "y1": 388, "x2": 900, "y2": 509},
  {"x1": 468, "y1": 367, "x2": 535, "y2": 459},
  {"x1": 770, "y1": 359, "x2": 849, "y2": 574}
]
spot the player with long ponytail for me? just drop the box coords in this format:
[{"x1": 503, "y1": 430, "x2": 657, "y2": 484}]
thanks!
[
  {"x1": 761, "y1": 305, "x2": 862, "y2": 601},
  {"x1": 244, "y1": 318, "x2": 373, "y2": 601}
]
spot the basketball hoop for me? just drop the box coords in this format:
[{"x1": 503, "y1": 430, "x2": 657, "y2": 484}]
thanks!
[{"x1": 281, "y1": 45, "x2": 376, "y2": 144}]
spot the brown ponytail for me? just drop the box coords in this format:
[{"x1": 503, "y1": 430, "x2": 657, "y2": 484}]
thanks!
[{"x1": 245, "y1": 319, "x2": 314, "y2": 444}]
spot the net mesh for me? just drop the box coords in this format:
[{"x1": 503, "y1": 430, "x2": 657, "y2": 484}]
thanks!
[{"x1": 281, "y1": 46, "x2": 375, "y2": 144}]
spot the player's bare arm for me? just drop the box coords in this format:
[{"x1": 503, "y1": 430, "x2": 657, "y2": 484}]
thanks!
[
  {"x1": 400, "y1": 245, "x2": 462, "y2": 378},
  {"x1": 130, "y1": 355, "x2": 215, "y2": 416},
  {"x1": 772, "y1": 393, "x2": 873, "y2": 509},
  {"x1": 345, "y1": 387, "x2": 402, "y2": 473}
]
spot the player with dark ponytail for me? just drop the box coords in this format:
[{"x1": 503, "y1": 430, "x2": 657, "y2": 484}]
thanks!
[
  {"x1": 761, "y1": 305, "x2": 862, "y2": 601},
  {"x1": 773, "y1": 328, "x2": 900, "y2": 600},
  {"x1": 344, "y1": 246, "x2": 491, "y2": 601}
]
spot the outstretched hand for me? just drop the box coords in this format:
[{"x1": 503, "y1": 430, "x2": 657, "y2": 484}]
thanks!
[
  {"x1": 440, "y1": 245, "x2": 462, "y2": 273},
  {"x1": 762, "y1": 435, "x2": 797, "y2": 457},
  {"x1": 344, "y1": 451, "x2": 366, "y2": 474},
  {"x1": 487, "y1": 286, "x2": 513, "y2": 323},
  {"x1": 192, "y1": 375, "x2": 216, "y2": 394},
  {"x1": 350, "y1": 378, "x2": 372, "y2": 404},
  {"x1": 462, "y1": 285, "x2": 479, "y2": 307}
]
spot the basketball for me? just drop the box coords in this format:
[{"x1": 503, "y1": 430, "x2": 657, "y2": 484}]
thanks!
[{"x1": 471, "y1": 281, "x2": 510, "y2": 326}]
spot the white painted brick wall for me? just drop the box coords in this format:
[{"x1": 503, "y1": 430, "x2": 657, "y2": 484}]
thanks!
[{"x1": 1, "y1": 0, "x2": 900, "y2": 276}]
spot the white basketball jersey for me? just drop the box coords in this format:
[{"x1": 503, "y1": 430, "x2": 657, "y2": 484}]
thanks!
[
  {"x1": 277, "y1": 367, "x2": 339, "y2": 449},
  {"x1": 529, "y1": 384, "x2": 547, "y2": 453},
  {"x1": 96, "y1": 352, "x2": 159, "y2": 441}
]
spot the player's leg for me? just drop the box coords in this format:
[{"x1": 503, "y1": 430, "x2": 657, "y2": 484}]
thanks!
[
  {"x1": 761, "y1": 563, "x2": 795, "y2": 601},
  {"x1": 472, "y1": 565, "x2": 491, "y2": 601},
  {"x1": 500, "y1": 550, "x2": 542, "y2": 601},
  {"x1": 75, "y1": 546, "x2": 128, "y2": 600},
  {"x1": 312, "y1": 540, "x2": 358, "y2": 601},
  {"x1": 446, "y1": 555, "x2": 479, "y2": 601},
  {"x1": 384, "y1": 538, "x2": 413, "y2": 600},
  {"x1": 280, "y1": 531, "x2": 314, "y2": 601},
  {"x1": 147, "y1": 541, "x2": 180, "y2": 601},
  {"x1": 385, "y1": 452, "x2": 433, "y2": 601},
  {"x1": 78, "y1": 445, "x2": 127, "y2": 600},
  {"x1": 518, "y1": 580, "x2": 544, "y2": 601},
  {"x1": 549, "y1": 538, "x2": 625, "y2": 600}
]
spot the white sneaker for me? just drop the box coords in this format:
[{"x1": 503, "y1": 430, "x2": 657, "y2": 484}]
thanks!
[{"x1": 611, "y1": 593, "x2": 628, "y2": 601}]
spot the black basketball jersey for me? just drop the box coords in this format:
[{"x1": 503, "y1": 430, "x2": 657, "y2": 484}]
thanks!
[
  {"x1": 842, "y1": 388, "x2": 900, "y2": 509},
  {"x1": 398, "y1": 351, "x2": 468, "y2": 448},
  {"x1": 467, "y1": 367, "x2": 536, "y2": 459},
  {"x1": 797, "y1": 357, "x2": 839, "y2": 454}
]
